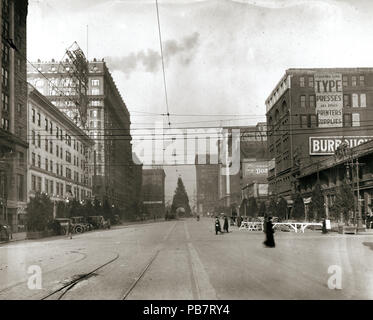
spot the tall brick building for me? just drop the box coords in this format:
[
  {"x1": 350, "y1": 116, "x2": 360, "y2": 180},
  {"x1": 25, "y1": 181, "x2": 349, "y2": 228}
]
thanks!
[
  {"x1": 266, "y1": 68, "x2": 373, "y2": 201},
  {"x1": 0, "y1": 0, "x2": 29, "y2": 230},
  {"x1": 195, "y1": 154, "x2": 219, "y2": 215},
  {"x1": 27, "y1": 58, "x2": 142, "y2": 216},
  {"x1": 142, "y1": 168, "x2": 165, "y2": 218}
]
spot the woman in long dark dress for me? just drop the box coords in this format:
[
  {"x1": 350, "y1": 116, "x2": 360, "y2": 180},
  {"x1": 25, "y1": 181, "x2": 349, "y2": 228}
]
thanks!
[
  {"x1": 223, "y1": 216, "x2": 229, "y2": 233},
  {"x1": 263, "y1": 216, "x2": 275, "y2": 247}
]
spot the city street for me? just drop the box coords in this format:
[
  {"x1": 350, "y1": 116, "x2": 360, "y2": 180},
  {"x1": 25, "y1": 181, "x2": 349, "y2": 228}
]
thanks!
[{"x1": 1, "y1": 218, "x2": 373, "y2": 300}]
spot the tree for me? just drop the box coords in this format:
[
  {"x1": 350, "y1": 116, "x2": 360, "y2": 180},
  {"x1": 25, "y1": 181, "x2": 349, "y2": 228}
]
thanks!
[
  {"x1": 330, "y1": 179, "x2": 354, "y2": 224},
  {"x1": 171, "y1": 177, "x2": 191, "y2": 216},
  {"x1": 27, "y1": 192, "x2": 54, "y2": 232},
  {"x1": 247, "y1": 197, "x2": 258, "y2": 217},
  {"x1": 292, "y1": 193, "x2": 305, "y2": 220},
  {"x1": 309, "y1": 183, "x2": 325, "y2": 221},
  {"x1": 56, "y1": 201, "x2": 68, "y2": 218},
  {"x1": 93, "y1": 197, "x2": 103, "y2": 216},
  {"x1": 102, "y1": 197, "x2": 113, "y2": 221},
  {"x1": 258, "y1": 201, "x2": 267, "y2": 217},
  {"x1": 67, "y1": 198, "x2": 82, "y2": 218},
  {"x1": 268, "y1": 198, "x2": 277, "y2": 218},
  {"x1": 277, "y1": 197, "x2": 288, "y2": 220},
  {"x1": 82, "y1": 199, "x2": 93, "y2": 218}
]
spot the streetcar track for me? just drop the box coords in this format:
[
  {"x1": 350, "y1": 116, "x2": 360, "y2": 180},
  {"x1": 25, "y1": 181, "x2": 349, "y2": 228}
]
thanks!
[
  {"x1": 122, "y1": 250, "x2": 160, "y2": 300},
  {"x1": 121, "y1": 221, "x2": 177, "y2": 300},
  {"x1": 0, "y1": 251, "x2": 88, "y2": 295},
  {"x1": 41, "y1": 253, "x2": 120, "y2": 300}
]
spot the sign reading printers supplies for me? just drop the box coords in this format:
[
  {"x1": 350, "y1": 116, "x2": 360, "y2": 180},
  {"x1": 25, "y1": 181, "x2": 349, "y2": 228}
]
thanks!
[{"x1": 315, "y1": 73, "x2": 343, "y2": 128}]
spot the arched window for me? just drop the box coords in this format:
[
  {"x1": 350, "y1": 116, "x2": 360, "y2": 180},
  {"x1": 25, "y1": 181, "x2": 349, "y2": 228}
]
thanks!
[{"x1": 282, "y1": 101, "x2": 287, "y2": 114}]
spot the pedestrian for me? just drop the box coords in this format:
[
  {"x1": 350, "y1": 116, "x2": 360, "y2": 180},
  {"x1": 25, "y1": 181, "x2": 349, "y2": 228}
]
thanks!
[
  {"x1": 262, "y1": 216, "x2": 267, "y2": 233},
  {"x1": 215, "y1": 216, "x2": 222, "y2": 235},
  {"x1": 223, "y1": 216, "x2": 229, "y2": 233},
  {"x1": 67, "y1": 220, "x2": 73, "y2": 239},
  {"x1": 237, "y1": 216, "x2": 242, "y2": 228},
  {"x1": 263, "y1": 216, "x2": 275, "y2": 248},
  {"x1": 322, "y1": 218, "x2": 328, "y2": 234}
]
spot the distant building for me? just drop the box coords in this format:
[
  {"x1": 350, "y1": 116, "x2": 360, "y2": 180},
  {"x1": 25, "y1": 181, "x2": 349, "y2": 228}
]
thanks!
[
  {"x1": 131, "y1": 153, "x2": 143, "y2": 219},
  {"x1": 27, "y1": 58, "x2": 141, "y2": 214},
  {"x1": 195, "y1": 154, "x2": 219, "y2": 215},
  {"x1": 0, "y1": 0, "x2": 29, "y2": 231},
  {"x1": 266, "y1": 68, "x2": 373, "y2": 202},
  {"x1": 27, "y1": 85, "x2": 94, "y2": 210},
  {"x1": 217, "y1": 123, "x2": 268, "y2": 215},
  {"x1": 142, "y1": 168, "x2": 166, "y2": 218}
]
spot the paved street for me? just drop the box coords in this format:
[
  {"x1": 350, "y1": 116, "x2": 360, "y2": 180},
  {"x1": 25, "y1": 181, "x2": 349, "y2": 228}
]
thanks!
[{"x1": 1, "y1": 218, "x2": 373, "y2": 300}]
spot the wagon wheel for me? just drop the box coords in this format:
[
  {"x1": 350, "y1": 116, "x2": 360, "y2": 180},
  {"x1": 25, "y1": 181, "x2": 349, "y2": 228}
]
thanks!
[{"x1": 74, "y1": 225, "x2": 84, "y2": 234}]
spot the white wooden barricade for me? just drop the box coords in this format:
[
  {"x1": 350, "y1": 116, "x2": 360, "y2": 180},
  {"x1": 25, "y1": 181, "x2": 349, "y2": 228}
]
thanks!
[{"x1": 239, "y1": 221, "x2": 322, "y2": 233}]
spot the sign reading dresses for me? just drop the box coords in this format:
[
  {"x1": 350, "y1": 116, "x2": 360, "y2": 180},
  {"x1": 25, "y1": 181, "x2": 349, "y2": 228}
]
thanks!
[
  {"x1": 309, "y1": 136, "x2": 373, "y2": 155},
  {"x1": 315, "y1": 73, "x2": 343, "y2": 128}
]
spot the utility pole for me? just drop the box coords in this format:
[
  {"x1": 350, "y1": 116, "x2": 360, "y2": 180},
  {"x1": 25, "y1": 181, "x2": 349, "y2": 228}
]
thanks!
[{"x1": 355, "y1": 158, "x2": 363, "y2": 230}]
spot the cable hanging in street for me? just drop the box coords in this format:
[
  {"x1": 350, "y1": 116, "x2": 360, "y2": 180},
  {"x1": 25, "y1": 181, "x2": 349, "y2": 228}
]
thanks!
[{"x1": 155, "y1": 0, "x2": 171, "y2": 128}]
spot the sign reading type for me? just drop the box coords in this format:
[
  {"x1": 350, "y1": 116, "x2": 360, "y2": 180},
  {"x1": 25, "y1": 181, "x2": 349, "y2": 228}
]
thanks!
[
  {"x1": 309, "y1": 136, "x2": 373, "y2": 155},
  {"x1": 315, "y1": 73, "x2": 343, "y2": 128}
]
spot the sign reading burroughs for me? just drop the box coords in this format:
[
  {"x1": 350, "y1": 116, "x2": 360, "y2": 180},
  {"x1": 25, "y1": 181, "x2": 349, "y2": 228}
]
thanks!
[
  {"x1": 315, "y1": 73, "x2": 343, "y2": 128},
  {"x1": 309, "y1": 136, "x2": 373, "y2": 155}
]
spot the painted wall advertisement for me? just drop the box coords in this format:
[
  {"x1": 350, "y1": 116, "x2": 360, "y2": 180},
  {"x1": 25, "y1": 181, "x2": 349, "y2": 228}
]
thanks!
[
  {"x1": 315, "y1": 73, "x2": 343, "y2": 128},
  {"x1": 242, "y1": 161, "x2": 268, "y2": 178},
  {"x1": 309, "y1": 136, "x2": 373, "y2": 155}
]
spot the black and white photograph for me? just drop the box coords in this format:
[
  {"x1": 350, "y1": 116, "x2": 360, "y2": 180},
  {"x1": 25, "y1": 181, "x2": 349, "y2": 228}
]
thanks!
[{"x1": 1, "y1": 0, "x2": 373, "y2": 307}]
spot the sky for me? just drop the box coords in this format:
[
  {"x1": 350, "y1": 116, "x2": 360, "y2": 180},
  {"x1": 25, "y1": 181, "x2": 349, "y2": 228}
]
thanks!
[{"x1": 27, "y1": 0, "x2": 373, "y2": 205}]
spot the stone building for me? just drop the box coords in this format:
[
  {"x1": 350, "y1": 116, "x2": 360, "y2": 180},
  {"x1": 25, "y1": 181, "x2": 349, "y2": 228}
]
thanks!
[
  {"x1": 266, "y1": 68, "x2": 373, "y2": 202},
  {"x1": 27, "y1": 58, "x2": 142, "y2": 215},
  {"x1": 0, "y1": 0, "x2": 29, "y2": 231},
  {"x1": 27, "y1": 85, "x2": 94, "y2": 214}
]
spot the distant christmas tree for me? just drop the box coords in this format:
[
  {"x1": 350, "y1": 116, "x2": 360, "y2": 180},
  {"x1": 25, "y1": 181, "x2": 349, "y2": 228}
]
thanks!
[{"x1": 171, "y1": 177, "x2": 191, "y2": 216}]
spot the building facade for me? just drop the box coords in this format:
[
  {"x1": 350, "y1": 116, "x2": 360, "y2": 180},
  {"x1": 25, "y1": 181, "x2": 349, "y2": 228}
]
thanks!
[
  {"x1": 27, "y1": 58, "x2": 142, "y2": 214},
  {"x1": 28, "y1": 85, "x2": 94, "y2": 210},
  {"x1": 266, "y1": 68, "x2": 373, "y2": 201},
  {"x1": 0, "y1": 0, "x2": 29, "y2": 231},
  {"x1": 142, "y1": 168, "x2": 165, "y2": 218},
  {"x1": 296, "y1": 139, "x2": 373, "y2": 223},
  {"x1": 195, "y1": 154, "x2": 219, "y2": 215}
]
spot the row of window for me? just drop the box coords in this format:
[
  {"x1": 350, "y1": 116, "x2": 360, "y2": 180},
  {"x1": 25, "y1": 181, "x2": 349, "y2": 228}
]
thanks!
[
  {"x1": 31, "y1": 152, "x2": 87, "y2": 183},
  {"x1": 299, "y1": 113, "x2": 360, "y2": 128},
  {"x1": 31, "y1": 110, "x2": 86, "y2": 155},
  {"x1": 299, "y1": 75, "x2": 365, "y2": 88},
  {"x1": 31, "y1": 174, "x2": 91, "y2": 200},
  {"x1": 48, "y1": 86, "x2": 100, "y2": 96},
  {"x1": 299, "y1": 93, "x2": 367, "y2": 108}
]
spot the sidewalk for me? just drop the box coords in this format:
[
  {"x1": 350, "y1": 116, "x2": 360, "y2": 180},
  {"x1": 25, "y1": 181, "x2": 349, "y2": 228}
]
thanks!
[
  {"x1": 0, "y1": 232, "x2": 27, "y2": 245},
  {"x1": 0, "y1": 219, "x2": 166, "y2": 245}
]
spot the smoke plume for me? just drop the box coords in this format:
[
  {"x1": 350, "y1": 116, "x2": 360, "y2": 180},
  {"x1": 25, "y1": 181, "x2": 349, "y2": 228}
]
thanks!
[{"x1": 106, "y1": 32, "x2": 200, "y2": 75}]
